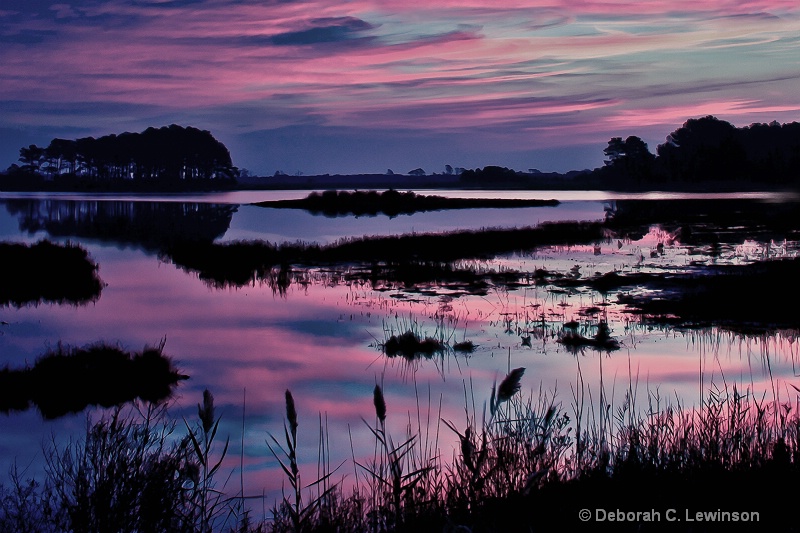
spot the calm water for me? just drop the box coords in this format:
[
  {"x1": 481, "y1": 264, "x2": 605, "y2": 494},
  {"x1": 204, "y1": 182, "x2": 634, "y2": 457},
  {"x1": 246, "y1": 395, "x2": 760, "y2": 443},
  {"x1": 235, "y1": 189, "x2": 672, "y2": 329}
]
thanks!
[{"x1": 1, "y1": 190, "x2": 798, "y2": 512}]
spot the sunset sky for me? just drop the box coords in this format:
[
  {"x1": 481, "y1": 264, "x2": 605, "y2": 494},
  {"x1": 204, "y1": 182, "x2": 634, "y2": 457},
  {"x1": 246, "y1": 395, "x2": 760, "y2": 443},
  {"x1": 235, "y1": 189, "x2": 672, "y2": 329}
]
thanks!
[{"x1": 2, "y1": 1, "x2": 799, "y2": 176}]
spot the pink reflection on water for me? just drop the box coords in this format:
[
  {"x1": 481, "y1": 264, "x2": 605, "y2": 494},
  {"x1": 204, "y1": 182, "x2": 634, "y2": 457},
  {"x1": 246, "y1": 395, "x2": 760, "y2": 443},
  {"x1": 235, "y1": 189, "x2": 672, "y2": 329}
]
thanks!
[{"x1": 2, "y1": 235, "x2": 799, "y2": 511}]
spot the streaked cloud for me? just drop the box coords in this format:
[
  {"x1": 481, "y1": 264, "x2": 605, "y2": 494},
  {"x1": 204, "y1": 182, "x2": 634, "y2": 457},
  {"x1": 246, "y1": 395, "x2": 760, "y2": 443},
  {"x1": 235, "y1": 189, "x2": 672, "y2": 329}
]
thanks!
[
  {"x1": 1, "y1": 0, "x2": 799, "y2": 173},
  {"x1": 269, "y1": 16, "x2": 376, "y2": 46}
]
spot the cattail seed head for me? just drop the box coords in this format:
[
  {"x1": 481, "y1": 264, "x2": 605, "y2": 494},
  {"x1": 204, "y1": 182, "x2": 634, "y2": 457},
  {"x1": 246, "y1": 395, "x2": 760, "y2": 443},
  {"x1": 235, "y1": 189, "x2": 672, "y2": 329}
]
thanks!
[
  {"x1": 373, "y1": 384, "x2": 387, "y2": 422},
  {"x1": 198, "y1": 389, "x2": 215, "y2": 433},
  {"x1": 285, "y1": 389, "x2": 298, "y2": 435},
  {"x1": 497, "y1": 367, "x2": 525, "y2": 404}
]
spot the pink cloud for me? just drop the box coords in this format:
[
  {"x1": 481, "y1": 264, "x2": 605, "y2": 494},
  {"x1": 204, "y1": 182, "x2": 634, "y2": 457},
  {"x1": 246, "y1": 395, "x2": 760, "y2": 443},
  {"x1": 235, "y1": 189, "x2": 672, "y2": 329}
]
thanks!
[{"x1": 606, "y1": 100, "x2": 800, "y2": 130}]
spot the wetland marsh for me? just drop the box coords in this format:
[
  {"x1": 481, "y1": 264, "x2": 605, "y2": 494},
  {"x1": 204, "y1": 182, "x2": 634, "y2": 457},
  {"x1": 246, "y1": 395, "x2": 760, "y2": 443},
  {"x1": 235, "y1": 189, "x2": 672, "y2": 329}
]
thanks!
[{"x1": 1, "y1": 190, "x2": 799, "y2": 530}]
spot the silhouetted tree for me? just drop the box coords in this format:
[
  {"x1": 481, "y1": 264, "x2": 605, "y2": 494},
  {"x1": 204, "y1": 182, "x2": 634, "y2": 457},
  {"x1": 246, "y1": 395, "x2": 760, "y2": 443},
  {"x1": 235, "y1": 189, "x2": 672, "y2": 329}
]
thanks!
[
  {"x1": 656, "y1": 116, "x2": 746, "y2": 182},
  {"x1": 18, "y1": 145, "x2": 45, "y2": 173},
  {"x1": 44, "y1": 138, "x2": 79, "y2": 177},
  {"x1": 459, "y1": 166, "x2": 524, "y2": 184},
  {"x1": 603, "y1": 137, "x2": 626, "y2": 165},
  {"x1": 737, "y1": 120, "x2": 800, "y2": 184},
  {"x1": 602, "y1": 136, "x2": 656, "y2": 182}
]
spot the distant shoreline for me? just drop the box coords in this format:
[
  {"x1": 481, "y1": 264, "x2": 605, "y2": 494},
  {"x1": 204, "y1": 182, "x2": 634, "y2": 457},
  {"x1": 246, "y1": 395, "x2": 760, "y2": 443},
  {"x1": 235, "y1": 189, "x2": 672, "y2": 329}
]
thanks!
[
  {"x1": 2, "y1": 170, "x2": 798, "y2": 194},
  {"x1": 6, "y1": 116, "x2": 799, "y2": 195}
]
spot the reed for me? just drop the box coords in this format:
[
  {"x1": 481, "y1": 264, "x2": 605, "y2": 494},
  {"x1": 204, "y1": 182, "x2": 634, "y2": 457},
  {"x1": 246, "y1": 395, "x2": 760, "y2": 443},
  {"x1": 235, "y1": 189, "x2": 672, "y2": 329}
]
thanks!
[
  {"x1": 353, "y1": 384, "x2": 438, "y2": 531},
  {"x1": 266, "y1": 389, "x2": 343, "y2": 532},
  {"x1": 183, "y1": 389, "x2": 230, "y2": 533}
]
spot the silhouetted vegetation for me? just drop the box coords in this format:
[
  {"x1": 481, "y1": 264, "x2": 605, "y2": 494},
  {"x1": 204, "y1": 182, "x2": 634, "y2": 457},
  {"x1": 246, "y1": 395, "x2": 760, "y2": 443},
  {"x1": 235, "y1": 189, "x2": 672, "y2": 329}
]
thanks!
[
  {"x1": 0, "y1": 340, "x2": 187, "y2": 419},
  {"x1": 617, "y1": 258, "x2": 800, "y2": 332},
  {"x1": 378, "y1": 315, "x2": 455, "y2": 361},
  {"x1": 4, "y1": 371, "x2": 800, "y2": 531},
  {"x1": 451, "y1": 116, "x2": 800, "y2": 191},
  {"x1": 3, "y1": 115, "x2": 800, "y2": 191},
  {"x1": 0, "y1": 240, "x2": 103, "y2": 307},
  {"x1": 0, "y1": 392, "x2": 234, "y2": 533},
  {"x1": 601, "y1": 135, "x2": 657, "y2": 183},
  {"x1": 254, "y1": 189, "x2": 559, "y2": 217},
  {"x1": 2, "y1": 125, "x2": 238, "y2": 191},
  {"x1": 457, "y1": 165, "x2": 596, "y2": 189},
  {"x1": 163, "y1": 221, "x2": 606, "y2": 288},
  {"x1": 556, "y1": 320, "x2": 620, "y2": 353},
  {"x1": 598, "y1": 116, "x2": 800, "y2": 189},
  {"x1": 459, "y1": 165, "x2": 531, "y2": 185}
]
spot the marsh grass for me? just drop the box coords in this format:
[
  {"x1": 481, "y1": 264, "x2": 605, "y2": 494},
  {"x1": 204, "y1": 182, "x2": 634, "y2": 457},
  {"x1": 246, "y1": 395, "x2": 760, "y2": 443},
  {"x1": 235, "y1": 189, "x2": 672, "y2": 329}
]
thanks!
[
  {"x1": 353, "y1": 384, "x2": 439, "y2": 530},
  {"x1": 5, "y1": 369, "x2": 800, "y2": 532},
  {"x1": 253, "y1": 189, "x2": 559, "y2": 218},
  {"x1": 0, "y1": 240, "x2": 104, "y2": 307},
  {"x1": 1, "y1": 403, "x2": 199, "y2": 533},
  {"x1": 164, "y1": 221, "x2": 606, "y2": 289},
  {"x1": 184, "y1": 389, "x2": 231, "y2": 533},
  {"x1": 557, "y1": 321, "x2": 621, "y2": 354},
  {"x1": 0, "y1": 339, "x2": 186, "y2": 419},
  {"x1": 377, "y1": 313, "x2": 463, "y2": 363},
  {"x1": 257, "y1": 367, "x2": 800, "y2": 531}
]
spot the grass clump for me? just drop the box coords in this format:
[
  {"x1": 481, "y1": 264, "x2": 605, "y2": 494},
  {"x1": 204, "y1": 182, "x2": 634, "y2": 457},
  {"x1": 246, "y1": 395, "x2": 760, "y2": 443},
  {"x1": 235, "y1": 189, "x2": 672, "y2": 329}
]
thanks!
[
  {"x1": 0, "y1": 240, "x2": 104, "y2": 308},
  {"x1": 556, "y1": 321, "x2": 621, "y2": 353},
  {"x1": 0, "y1": 403, "x2": 198, "y2": 533},
  {"x1": 382, "y1": 331, "x2": 445, "y2": 359},
  {"x1": 452, "y1": 341, "x2": 476, "y2": 353},
  {"x1": 377, "y1": 314, "x2": 459, "y2": 362},
  {"x1": 0, "y1": 339, "x2": 187, "y2": 419}
]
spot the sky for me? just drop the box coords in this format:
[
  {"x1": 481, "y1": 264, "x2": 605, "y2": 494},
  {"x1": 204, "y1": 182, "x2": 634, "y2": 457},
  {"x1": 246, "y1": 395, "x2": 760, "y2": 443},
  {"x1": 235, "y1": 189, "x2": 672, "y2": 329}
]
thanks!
[{"x1": 1, "y1": 1, "x2": 800, "y2": 176}]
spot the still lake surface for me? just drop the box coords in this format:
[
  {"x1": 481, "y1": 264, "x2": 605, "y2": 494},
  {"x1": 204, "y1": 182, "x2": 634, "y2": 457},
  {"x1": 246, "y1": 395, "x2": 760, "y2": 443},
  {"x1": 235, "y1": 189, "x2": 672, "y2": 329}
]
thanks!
[{"x1": 1, "y1": 189, "x2": 798, "y2": 511}]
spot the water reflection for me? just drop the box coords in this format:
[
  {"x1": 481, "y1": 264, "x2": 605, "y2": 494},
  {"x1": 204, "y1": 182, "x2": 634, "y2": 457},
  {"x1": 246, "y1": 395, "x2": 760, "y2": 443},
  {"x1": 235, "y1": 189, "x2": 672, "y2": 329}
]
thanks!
[
  {"x1": 3, "y1": 199, "x2": 236, "y2": 250},
  {"x1": 1, "y1": 192, "x2": 799, "y2": 512},
  {"x1": 605, "y1": 197, "x2": 800, "y2": 250}
]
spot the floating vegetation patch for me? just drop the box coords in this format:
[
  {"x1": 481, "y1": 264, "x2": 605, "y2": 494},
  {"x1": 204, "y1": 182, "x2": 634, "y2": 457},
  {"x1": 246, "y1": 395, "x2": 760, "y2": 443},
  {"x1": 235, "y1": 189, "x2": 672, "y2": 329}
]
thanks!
[
  {"x1": 253, "y1": 189, "x2": 559, "y2": 217},
  {"x1": 382, "y1": 330, "x2": 446, "y2": 359},
  {"x1": 376, "y1": 314, "x2": 463, "y2": 362},
  {"x1": 452, "y1": 340, "x2": 476, "y2": 353},
  {"x1": 0, "y1": 240, "x2": 104, "y2": 307},
  {"x1": 557, "y1": 321, "x2": 621, "y2": 353},
  {"x1": 0, "y1": 340, "x2": 187, "y2": 419}
]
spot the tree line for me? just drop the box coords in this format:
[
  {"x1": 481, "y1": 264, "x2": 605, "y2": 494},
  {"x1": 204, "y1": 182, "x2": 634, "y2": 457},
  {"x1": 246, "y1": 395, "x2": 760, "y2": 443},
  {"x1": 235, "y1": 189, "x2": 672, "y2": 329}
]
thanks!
[
  {"x1": 459, "y1": 116, "x2": 800, "y2": 189},
  {"x1": 10, "y1": 125, "x2": 237, "y2": 183},
  {"x1": 4, "y1": 116, "x2": 800, "y2": 190},
  {"x1": 599, "y1": 115, "x2": 800, "y2": 186}
]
